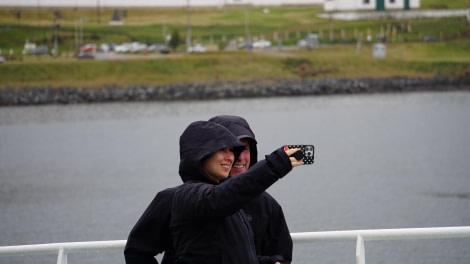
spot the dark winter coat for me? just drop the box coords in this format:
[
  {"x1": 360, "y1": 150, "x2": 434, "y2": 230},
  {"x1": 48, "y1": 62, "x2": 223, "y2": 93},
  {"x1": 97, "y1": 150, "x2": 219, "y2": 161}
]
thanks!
[
  {"x1": 209, "y1": 115, "x2": 293, "y2": 264},
  {"x1": 171, "y1": 120, "x2": 292, "y2": 264},
  {"x1": 124, "y1": 186, "x2": 177, "y2": 264},
  {"x1": 124, "y1": 119, "x2": 293, "y2": 264}
]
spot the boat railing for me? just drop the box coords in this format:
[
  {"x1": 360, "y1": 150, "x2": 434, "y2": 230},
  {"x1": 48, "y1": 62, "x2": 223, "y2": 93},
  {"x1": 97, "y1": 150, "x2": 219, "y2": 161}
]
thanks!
[{"x1": 1, "y1": 226, "x2": 470, "y2": 264}]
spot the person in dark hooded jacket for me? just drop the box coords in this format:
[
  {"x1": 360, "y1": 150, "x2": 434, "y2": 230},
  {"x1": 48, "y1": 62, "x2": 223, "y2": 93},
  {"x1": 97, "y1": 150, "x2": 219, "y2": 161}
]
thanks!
[
  {"x1": 124, "y1": 185, "x2": 178, "y2": 264},
  {"x1": 208, "y1": 115, "x2": 293, "y2": 264},
  {"x1": 170, "y1": 120, "x2": 301, "y2": 264},
  {"x1": 124, "y1": 119, "x2": 300, "y2": 264}
]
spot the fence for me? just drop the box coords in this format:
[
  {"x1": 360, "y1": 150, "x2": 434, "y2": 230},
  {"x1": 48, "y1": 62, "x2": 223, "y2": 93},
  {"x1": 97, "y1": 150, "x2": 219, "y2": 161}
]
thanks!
[{"x1": 1, "y1": 226, "x2": 470, "y2": 264}]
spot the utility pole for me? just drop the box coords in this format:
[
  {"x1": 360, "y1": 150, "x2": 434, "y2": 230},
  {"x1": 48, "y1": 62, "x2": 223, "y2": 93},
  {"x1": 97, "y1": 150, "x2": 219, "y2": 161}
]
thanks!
[
  {"x1": 37, "y1": 0, "x2": 41, "y2": 24},
  {"x1": 329, "y1": 12, "x2": 334, "y2": 42},
  {"x1": 75, "y1": 18, "x2": 85, "y2": 49},
  {"x1": 467, "y1": 0, "x2": 470, "y2": 25},
  {"x1": 75, "y1": 20, "x2": 78, "y2": 49},
  {"x1": 186, "y1": 0, "x2": 192, "y2": 50},
  {"x1": 96, "y1": 0, "x2": 101, "y2": 24},
  {"x1": 163, "y1": 14, "x2": 167, "y2": 43},
  {"x1": 245, "y1": 8, "x2": 251, "y2": 42},
  {"x1": 54, "y1": 21, "x2": 58, "y2": 56}
]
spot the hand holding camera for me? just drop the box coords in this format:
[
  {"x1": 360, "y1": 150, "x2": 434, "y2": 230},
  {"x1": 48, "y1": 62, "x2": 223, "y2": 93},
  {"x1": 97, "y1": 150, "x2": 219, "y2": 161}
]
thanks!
[{"x1": 283, "y1": 145, "x2": 315, "y2": 165}]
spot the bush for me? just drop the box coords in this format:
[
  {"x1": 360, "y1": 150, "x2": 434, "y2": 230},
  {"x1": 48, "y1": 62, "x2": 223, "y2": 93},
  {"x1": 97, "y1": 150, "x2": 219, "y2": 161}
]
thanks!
[{"x1": 169, "y1": 29, "x2": 181, "y2": 51}]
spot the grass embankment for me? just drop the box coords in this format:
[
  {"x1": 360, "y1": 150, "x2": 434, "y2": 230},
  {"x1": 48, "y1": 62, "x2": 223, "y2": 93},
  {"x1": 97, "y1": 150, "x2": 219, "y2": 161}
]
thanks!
[
  {"x1": 2, "y1": 41, "x2": 469, "y2": 89},
  {"x1": 1, "y1": 0, "x2": 470, "y2": 89}
]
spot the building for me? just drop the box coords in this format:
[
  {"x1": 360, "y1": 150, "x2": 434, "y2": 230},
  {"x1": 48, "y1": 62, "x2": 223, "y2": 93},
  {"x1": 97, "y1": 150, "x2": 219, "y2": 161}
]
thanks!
[{"x1": 324, "y1": 0, "x2": 420, "y2": 12}]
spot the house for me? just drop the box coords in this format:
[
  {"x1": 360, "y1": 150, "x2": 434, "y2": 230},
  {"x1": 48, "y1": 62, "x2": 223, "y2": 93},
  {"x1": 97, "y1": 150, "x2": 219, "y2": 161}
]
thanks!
[
  {"x1": 23, "y1": 39, "x2": 36, "y2": 54},
  {"x1": 324, "y1": 0, "x2": 420, "y2": 12}
]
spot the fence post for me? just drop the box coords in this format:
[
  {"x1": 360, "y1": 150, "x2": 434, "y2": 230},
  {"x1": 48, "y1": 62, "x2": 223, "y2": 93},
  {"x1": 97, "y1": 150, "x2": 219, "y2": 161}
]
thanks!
[
  {"x1": 356, "y1": 235, "x2": 365, "y2": 264},
  {"x1": 57, "y1": 247, "x2": 67, "y2": 264}
]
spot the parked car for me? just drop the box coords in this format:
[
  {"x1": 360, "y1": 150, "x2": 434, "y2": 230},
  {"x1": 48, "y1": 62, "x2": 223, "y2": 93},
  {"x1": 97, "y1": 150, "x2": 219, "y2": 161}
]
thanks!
[
  {"x1": 80, "y1": 43, "x2": 97, "y2": 53},
  {"x1": 238, "y1": 41, "x2": 253, "y2": 50},
  {"x1": 76, "y1": 51, "x2": 95, "y2": 59},
  {"x1": 98, "y1": 43, "x2": 110, "y2": 53},
  {"x1": 252, "y1": 40, "x2": 271, "y2": 49},
  {"x1": 114, "y1": 42, "x2": 147, "y2": 53},
  {"x1": 298, "y1": 34, "x2": 319, "y2": 49},
  {"x1": 187, "y1": 43, "x2": 206, "y2": 53},
  {"x1": 147, "y1": 43, "x2": 169, "y2": 54},
  {"x1": 423, "y1": 35, "x2": 438, "y2": 42},
  {"x1": 0, "y1": 56, "x2": 5, "y2": 63},
  {"x1": 107, "y1": 43, "x2": 117, "y2": 52},
  {"x1": 114, "y1": 43, "x2": 131, "y2": 53},
  {"x1": 28, "y1": 45, "x2": 49, "y2": 55},
  {"x1": 129, "y1": 42, "x2": 147, "y2": 53}
]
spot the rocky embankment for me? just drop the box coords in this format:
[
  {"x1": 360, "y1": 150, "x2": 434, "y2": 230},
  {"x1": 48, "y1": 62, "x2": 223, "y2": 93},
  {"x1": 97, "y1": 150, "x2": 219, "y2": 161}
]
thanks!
[{"x1": 1, "y1": 75, "x2": 470, "y2": 106}]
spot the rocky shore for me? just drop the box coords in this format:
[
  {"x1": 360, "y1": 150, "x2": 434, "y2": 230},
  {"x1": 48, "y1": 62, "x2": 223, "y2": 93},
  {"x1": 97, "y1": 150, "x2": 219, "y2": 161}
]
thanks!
[{"x1": 1, "y1": 75, "x2": 470, "y2": 106}]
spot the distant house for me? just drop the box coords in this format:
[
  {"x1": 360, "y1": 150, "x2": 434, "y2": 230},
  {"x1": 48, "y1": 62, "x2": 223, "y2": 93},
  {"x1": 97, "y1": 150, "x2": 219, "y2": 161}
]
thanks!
[
  {"x1": 23, "y1": 39, "x2": 36, "y2": 54},
  {"x1": 324, "y1": 0, "x2": 420, "y2": 12}
]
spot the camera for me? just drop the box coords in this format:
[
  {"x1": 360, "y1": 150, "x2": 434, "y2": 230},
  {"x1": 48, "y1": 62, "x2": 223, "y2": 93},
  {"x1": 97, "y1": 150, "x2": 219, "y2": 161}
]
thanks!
[{"x1": 283, "y1": 145, "x2": 314, "y2": 165}]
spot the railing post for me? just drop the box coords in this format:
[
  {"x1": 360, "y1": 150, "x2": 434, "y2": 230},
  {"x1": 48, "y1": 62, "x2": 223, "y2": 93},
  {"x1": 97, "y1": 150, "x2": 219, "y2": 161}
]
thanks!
[
  {"x1": 57, "y1": 247, "x2": 67, "y2": 264},
  {"x1": 356, "y1": 234, "x2": 365, "y2": 264}
]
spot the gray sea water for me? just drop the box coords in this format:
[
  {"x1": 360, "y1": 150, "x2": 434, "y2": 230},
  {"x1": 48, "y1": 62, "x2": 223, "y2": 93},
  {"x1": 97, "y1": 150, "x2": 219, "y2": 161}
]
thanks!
[{"x1": 1, "y1": 92, "x2": 470, "y2": 264}]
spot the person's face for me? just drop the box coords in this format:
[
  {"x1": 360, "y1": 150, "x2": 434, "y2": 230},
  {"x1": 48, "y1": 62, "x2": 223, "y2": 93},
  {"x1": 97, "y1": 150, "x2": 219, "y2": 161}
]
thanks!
[
  {"x1": 201, "y1": 147, "x2": 234, "y2": 183},
  {"x1": 229, "y1": 138, "x2": 250, "y2": 177}
]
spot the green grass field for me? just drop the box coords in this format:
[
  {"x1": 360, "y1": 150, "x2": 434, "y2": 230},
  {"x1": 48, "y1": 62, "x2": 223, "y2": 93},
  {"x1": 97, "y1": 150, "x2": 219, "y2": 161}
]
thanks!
[{"x1": 1, "y1": 0, "x2": 470, "y2": 89}]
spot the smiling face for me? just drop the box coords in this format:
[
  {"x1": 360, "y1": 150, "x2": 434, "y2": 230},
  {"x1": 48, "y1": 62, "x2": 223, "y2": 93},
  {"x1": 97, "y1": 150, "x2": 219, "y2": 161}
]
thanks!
[
  {"x1": 229, "y1": 138, "x2": 250, "y2": 177},
  {"x1": 201, "y1": 147, "x2": 235, "y2": 183}
]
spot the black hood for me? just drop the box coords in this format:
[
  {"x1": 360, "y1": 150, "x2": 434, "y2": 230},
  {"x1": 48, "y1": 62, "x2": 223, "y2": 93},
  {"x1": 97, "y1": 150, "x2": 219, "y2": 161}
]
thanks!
[
  {"x1": 178, "y1": 120, "x2": 245, "y2": 183},
  {"x1": 209, "y1": 115, "x2": 258, "y2": 168}
]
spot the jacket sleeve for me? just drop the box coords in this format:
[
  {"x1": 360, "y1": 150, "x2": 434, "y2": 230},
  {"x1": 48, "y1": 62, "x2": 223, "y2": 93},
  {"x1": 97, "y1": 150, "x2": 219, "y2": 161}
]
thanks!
[
  {"x1": 175, "y1": 148, "x2": 292, "y2": 220},
  {"x1": 124, "y1": 189, "x2": 174, "y2": 264},
  {"x1": 260, "y1": 196, "x2": 293, "y2": 264}
]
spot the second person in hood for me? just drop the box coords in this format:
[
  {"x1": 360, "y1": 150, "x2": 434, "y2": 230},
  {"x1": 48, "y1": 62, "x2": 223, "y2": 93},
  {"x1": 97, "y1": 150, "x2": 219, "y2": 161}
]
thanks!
[{"x1": 171, "y1": 120, "x2": 302, "y2": 264}]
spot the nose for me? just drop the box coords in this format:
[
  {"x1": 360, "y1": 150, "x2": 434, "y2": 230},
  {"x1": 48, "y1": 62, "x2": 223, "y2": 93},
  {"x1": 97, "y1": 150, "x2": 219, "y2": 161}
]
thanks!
[{"x1": 222, "y1": 148, "x2": 234, "y2": 161}]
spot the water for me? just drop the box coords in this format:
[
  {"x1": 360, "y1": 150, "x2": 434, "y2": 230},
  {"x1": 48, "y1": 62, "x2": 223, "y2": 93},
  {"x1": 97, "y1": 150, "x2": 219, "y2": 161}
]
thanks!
[{"x1": 1, "y1": 92, "x2": 470, "y2": 264}]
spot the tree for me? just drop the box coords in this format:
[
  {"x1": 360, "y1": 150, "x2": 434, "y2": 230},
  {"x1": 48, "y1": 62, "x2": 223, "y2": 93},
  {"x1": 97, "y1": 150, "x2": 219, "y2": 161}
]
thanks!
[{"x1": 169, "y1": 29, "x2": 180, "y2": 51}]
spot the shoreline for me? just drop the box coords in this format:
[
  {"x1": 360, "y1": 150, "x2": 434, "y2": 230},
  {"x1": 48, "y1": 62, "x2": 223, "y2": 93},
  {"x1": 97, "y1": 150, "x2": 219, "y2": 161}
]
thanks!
[{"x1": 1, "y1": 75, "x2": 470, "y2": 106}]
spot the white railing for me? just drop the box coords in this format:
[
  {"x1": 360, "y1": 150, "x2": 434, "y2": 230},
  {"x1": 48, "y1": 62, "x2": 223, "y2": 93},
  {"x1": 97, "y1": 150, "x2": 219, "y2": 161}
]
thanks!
[{"x1": 1, "y1": 226, "x2": 470, "y2": 264}]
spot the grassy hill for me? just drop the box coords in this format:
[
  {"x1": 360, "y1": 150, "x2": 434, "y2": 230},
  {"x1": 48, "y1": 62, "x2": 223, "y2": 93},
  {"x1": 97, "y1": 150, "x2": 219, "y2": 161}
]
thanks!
[{"x1": 0, "y1": 0, "x2": 469, "y2": 89}]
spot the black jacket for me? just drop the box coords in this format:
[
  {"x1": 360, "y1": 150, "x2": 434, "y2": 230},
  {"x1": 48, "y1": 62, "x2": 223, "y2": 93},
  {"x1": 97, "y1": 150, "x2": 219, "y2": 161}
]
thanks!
[
  {"x1": 171, "y1": 120, "x2": 292, "y2": 264},
  {"x1": 209, "y1": 115, "x2": 293, "y2": 264},
  {"x1": 124, "y1": 187, "x2": 177, "y2": 264},
  {"x1": 124, "y1": 120, "x2": 292, "y2": 264}
]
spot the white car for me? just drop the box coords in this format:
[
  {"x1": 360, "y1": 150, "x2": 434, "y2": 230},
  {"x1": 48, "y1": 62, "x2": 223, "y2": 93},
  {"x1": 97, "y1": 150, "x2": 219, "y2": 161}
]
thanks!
[
  {"x1": 114, "y1": 43, "x2": 131, "y2": 53},
  {"x1": 253, "y1": 40, "x2": 271, "y2": 49},
  {"x1": 129, "y1": 42, "x2": 147, "y2": 53},
  {"x1": 187, "y1": 43, "x2": 206, "y2": 53}
]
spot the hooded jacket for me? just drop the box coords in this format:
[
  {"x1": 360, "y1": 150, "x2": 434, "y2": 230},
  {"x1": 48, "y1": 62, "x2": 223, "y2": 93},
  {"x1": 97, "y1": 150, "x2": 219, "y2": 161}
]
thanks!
[
  {"x1": 171, "y1": 120, "x2": 292, "y2": 264},
  {"x1": 124, "y1": 120, "x2": 292, "y2": 264},
  {"x1": 125, "y1": 186, "x2": 177, "y2": 264},
  {"x1": 208, "y1": 115, "x2": 293, "y2": 264}
]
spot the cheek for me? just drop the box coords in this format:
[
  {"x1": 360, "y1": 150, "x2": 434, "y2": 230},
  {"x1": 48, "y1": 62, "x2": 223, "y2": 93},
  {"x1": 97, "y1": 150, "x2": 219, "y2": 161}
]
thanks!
[{"x1": 239, "y1": 151, "x2": 250, "y2": 161}]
